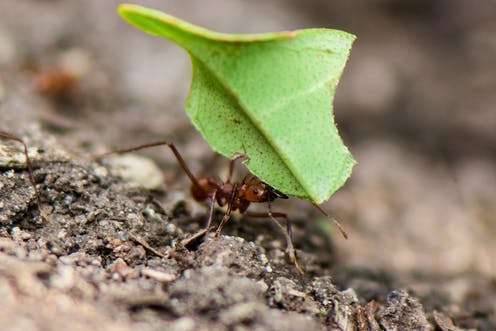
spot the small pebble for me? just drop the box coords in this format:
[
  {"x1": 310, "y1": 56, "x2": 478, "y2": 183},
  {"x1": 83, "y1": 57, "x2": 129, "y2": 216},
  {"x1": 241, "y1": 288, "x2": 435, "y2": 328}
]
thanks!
[
  {"x1": 165, "y1": 223, "x2": 177, "y2": 234},
  {"x1": 107, "y1": 154, "x2": 164, "y2": 190},
  {"x1": 11, "y1": 227, "x2": 32, "y2": 241},
  {"x1": 91, "y1": 258, "x2": 102, "y2": 267},
  {"x1": 142, "y1": 268, "x2": 177, "y2": 283},
  {"x1": 45, "y1": 254, "x2": 58, "y2": 266},
  {"x1": 258, "y1": 254, "x2": 269, "y2": 265},
  {"x1": 257, "y1": 280, "x2": 269, "y2": 292},
  {"x1": 110, "y1": 258, "x2": 135, "y2": 279},
  {"x1": 57, "y1": 229, "x2": 67, "y2": 240},
  {"x1": 169, "y1": 317, "x2": 196, "y2": 331}
]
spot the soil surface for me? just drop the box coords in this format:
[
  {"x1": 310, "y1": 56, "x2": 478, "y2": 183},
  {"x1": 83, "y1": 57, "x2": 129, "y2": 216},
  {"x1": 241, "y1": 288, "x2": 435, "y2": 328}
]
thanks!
[{"x1": 1, "y1": 1, "x2": 495, "y2": 330}]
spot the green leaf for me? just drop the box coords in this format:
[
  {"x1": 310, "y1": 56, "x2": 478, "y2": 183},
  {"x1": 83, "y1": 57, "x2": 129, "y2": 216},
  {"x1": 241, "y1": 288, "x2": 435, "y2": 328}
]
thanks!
[{"x1": 118, "y1": 4, "x2": 356, "y2": 204}]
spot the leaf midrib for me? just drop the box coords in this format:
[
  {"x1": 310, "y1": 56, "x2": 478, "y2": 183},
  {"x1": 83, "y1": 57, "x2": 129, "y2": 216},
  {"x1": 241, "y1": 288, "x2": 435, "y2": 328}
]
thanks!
[{"x1": 191, "y1": 55, "x2": 313, "y2": 199}]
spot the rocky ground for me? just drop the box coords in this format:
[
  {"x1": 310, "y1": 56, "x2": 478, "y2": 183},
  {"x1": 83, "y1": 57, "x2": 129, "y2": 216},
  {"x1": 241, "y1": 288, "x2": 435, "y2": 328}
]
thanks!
[
  {"x1": 1, "y1": 0, "x2": 495, "y2": 330},
  {"x1": 1, "y1": 128, "x2": 484, "y2": 331}
]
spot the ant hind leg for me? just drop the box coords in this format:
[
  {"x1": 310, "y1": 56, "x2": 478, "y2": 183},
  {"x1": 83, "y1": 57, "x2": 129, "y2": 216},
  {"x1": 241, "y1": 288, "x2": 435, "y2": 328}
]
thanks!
[{"x1": 246, "y1": 208, "x2": 304, "y2": 274}]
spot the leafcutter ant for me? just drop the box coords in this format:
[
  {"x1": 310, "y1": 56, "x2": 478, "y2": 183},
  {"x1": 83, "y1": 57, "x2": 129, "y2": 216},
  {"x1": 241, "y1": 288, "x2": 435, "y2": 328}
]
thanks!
[{"x1": 97, "y1": 141, "x2": 348, "y2": 273}]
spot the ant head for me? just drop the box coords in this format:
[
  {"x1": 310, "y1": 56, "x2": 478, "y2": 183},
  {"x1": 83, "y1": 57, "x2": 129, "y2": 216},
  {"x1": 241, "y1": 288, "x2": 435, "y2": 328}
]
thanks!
[
  {"x1": 243, "y1": 182, "x2": 270, "y2": 202},
  {"x1": 240, "y1": 176, "x2": 289, "y2": 203}
]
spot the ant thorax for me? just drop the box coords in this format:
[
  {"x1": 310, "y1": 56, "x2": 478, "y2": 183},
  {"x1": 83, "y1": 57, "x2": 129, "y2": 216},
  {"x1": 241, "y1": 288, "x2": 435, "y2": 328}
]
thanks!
[{"x1": 189, "y1": 174, "x2": 274, "y2": 213}]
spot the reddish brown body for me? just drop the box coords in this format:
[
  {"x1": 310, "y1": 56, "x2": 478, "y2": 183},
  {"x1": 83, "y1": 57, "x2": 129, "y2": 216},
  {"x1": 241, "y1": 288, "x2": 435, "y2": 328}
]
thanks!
[{"x1": 191, "y1": 175, "x2": 288, "y2": 215}]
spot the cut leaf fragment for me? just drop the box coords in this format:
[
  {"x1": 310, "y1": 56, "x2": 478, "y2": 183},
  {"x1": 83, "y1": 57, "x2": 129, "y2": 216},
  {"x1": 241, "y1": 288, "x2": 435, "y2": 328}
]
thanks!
[{"x1": 118, "y1": 4, "x2": 356, "y2": 204}]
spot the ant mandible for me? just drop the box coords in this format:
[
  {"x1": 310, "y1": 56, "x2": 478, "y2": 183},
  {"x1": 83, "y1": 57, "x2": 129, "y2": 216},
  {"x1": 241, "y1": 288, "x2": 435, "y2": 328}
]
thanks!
[{"x1": 97, "y1": 141, "x2": 349, "y2": 273}]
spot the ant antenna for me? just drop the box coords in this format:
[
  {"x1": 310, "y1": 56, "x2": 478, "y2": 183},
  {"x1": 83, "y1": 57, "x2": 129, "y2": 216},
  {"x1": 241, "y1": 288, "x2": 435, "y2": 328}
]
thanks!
[
  {"x1": 311, "y1": 203, "x2": 348, "y2": 239},
  {"x1": 0, "y1": 132, "x2": 43, "y2": 214}
]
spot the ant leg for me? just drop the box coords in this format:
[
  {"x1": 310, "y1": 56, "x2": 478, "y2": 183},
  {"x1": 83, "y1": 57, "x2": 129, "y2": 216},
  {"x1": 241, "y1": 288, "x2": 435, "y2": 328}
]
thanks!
[
  {"x1": 180, "y1": 189, "x2": 217, "y2": 248},
  {"x1": 204, "y1": 190, "x2": 217, "y2": 232},
  {"x1": 0, "y1": 132, "x2": 43, "y2": 213},
  {"x1": 226, "y1": 142, "x2": 249, "y2": 183},
  {"x1": 95, "y1": 141, "x2": 204, "y2": 192},
  {"x1": 181, "y1": 190, "x2": 218, "y2": 249},
  {"x1": 311, "y1": 203, "x2": 348, "y2": 239},
  {"x1": 214, "y1": 203, "x2": 233, "y2": 237},
  {"x1": 246, "y1": 207, "x2": 304, "y2": 274},
  {"x1": 215, "y1": 184, "x2": 238, "y2": 236}
]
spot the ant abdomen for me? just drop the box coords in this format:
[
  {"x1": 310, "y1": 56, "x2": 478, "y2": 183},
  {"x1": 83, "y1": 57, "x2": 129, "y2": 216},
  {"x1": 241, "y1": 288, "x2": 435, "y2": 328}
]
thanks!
[{"x1": 190, "y1": 177, "x2": 219, "y2": 202}]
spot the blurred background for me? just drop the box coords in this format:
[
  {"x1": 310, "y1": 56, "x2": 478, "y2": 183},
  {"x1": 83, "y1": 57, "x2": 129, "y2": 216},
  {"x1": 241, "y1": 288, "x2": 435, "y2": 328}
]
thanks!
[{"x1": 1, "y1": 0, "x2": 495, "y2": 292}]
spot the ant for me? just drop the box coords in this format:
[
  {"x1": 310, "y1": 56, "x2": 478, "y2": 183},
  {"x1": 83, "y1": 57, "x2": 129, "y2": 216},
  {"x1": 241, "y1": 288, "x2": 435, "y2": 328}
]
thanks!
[{"x1": 97, "y1": 141, "x2": 349, "y2": 273}]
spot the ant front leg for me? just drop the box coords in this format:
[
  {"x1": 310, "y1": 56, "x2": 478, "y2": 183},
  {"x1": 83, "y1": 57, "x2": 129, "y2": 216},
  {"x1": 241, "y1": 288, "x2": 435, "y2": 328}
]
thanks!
[{"x1": 246, "y1": 206, "x2": 303, "y2": 274}]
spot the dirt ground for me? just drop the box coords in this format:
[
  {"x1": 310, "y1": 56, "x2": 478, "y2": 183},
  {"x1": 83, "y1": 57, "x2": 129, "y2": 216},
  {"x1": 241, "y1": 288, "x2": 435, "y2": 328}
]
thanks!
[{"x1": 0, "y1": 0, "x2": 495, "y2": 330}]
